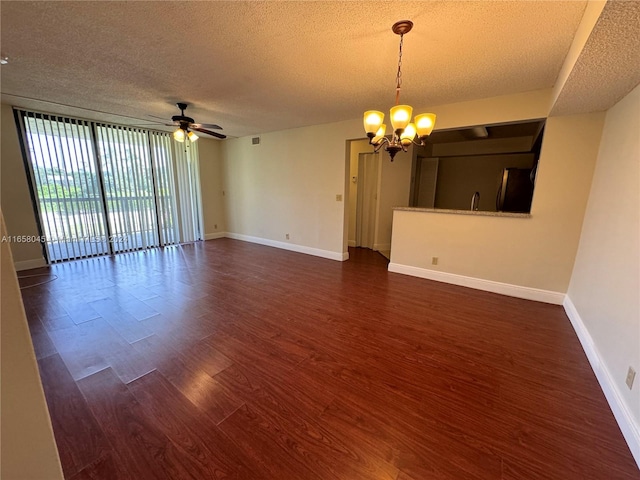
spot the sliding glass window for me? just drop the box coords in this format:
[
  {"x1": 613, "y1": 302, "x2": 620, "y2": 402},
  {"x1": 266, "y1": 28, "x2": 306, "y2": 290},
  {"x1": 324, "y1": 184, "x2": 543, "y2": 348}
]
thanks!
[
  {"x1": 16, "y1": 110, "x2": 183, "y2": 263},
  {"x1": 19, "y1": 113, "x2": 109, "y2": 262}
]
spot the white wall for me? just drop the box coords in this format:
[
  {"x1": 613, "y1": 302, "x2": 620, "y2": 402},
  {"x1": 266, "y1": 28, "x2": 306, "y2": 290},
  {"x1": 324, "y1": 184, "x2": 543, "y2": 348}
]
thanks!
[
  {"x1": 566, "y1": 84, "x2": 640, "y2": 459},
  {"x1": 0, "y1": 213, "x2": 64, "y2": 479},
  {"x1": 390, "y1": 107, "x2": 604, "y2": 297}
]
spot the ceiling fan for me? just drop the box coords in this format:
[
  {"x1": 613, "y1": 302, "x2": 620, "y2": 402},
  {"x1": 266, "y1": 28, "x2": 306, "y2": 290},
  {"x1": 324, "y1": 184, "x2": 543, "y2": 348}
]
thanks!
[{"x1": 167, "y1": 102, "x2": 226, "y2": 142}]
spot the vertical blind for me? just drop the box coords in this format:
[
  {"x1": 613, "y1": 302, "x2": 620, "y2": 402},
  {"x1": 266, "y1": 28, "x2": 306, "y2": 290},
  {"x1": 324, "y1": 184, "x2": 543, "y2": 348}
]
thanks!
[
  {"x1": 95, "y1": 124, "x2": 161, "y2": 252},
  {"x1": 17, "y1": 109, "x2": 202, "y2": 263},
  {"x1": 175, "y1": 141, "x2": 204, "y2": 243},
  {"x1": 150, "y1": 132, "x2": 180, "y2": 246}
]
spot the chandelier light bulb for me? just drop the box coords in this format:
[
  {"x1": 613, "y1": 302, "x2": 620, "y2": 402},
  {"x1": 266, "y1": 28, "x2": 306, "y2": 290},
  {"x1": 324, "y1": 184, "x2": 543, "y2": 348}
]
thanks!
[
  {"x1": 390, "y1": 105, "x2": 413, "y2": 132},
  {"x1": 363, "y1": 110, "x2": 384, "y2": 135},
  {"x1": 415, "y1": 113, "x2": 437, "y2": 137},
  {"x1": 372, "y1": 124, "x2": 387, "y2": 144},
  {"x1": 400, "y1": 123, "x2": 417, "y2": 146}
]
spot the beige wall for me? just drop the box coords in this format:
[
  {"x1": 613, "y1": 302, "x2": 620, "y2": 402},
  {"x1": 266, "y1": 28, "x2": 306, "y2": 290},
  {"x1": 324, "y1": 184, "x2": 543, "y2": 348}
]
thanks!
[
  {"x1": 220, "y1": 89, "x2": 554, "y2": 259},
  {"x1": 390, "y1": 111, "x2": 604, "y2": 294},
  {"x1": 197, "y1": 137, "x2": 226, "y2": 236},
  {"x1": 221, "y1": 119, "x2": 363, "y2": 257},
  {"x1": 1, "y1": 213, "x2": 64, "y2": 479},
  {"x1": 417, "y1": 88, "x2": 552, "y2": 130},
  {"x1": 1, "y1": 103, "x2": 44, "y2": 265},
  {"x1": 567, "y1": 84, "x2": 640, "y2": 425}
]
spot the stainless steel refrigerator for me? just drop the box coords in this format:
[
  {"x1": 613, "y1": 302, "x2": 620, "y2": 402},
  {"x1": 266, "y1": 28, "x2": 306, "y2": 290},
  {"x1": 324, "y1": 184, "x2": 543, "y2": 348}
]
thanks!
[{"x1": 496, "y1": 168, "x2": 534, "y2": 213}]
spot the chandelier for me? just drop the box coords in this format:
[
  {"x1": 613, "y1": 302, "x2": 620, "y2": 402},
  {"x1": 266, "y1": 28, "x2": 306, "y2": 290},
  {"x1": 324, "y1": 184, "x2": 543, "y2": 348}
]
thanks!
[{"x1": 363, "y1": 20, "x2": 436, "y2": 161}]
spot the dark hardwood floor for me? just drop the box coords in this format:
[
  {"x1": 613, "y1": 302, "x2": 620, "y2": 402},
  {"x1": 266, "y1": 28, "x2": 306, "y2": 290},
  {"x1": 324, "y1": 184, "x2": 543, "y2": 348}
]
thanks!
[{"x1": 19, "y1": 239, "x2": 638, "y2": 479}]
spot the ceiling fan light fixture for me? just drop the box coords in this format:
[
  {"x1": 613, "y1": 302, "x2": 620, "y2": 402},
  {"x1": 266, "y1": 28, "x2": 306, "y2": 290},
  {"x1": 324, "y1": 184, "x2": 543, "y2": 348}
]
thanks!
[
  {"x1": 169, "y1": 103, "x2": 226, "y2": 141},
  {"x1": 173, "y1": 128, "x2": 185, "y2": 142},
  {"x1": 363, "y1": 20, "x2": 437, "y2": 161},
  {"x1": 187, "y1": 131, "x2": 199, "y2": 142}
]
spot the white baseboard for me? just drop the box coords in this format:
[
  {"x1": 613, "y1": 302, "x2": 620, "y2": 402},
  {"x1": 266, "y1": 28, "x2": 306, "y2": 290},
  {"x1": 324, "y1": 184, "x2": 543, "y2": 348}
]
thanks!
[
  {"x1": 387, "y1": 263, "x2": 565, "y2": 305},
  {"x1": 373, "y1": 243, "x2": 391, "y2": 252},
  {"x1": 204, "y1": 232, "x2": 226, "y2": 240},
  {"x1": 14, "y1": 258, "x2": 47, "y2": 271},
  {"x1": 348, "y1": 240, "x2": 356, "y2": 248},
  {"x1": 225, "y1": 232, "x2": 347, "y2": 262},
  {"x1": 563, "y1": 296, "x2": 640, "y2": 467}
]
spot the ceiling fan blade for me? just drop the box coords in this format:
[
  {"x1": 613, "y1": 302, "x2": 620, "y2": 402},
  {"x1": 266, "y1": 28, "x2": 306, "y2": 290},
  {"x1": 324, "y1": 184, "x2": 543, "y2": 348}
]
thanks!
[
  {"x1": 191, "y1": 123, "x2": 223, "y2": 130},
  {"x1": 192, "y1": 127, "x2": 227, "y2": 139}
]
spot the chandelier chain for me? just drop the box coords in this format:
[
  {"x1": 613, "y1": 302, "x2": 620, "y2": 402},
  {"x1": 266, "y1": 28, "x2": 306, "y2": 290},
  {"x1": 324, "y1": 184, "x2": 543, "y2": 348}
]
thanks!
[{"x1": 395, "y1": 33, "x2": 404, "y2": 105}]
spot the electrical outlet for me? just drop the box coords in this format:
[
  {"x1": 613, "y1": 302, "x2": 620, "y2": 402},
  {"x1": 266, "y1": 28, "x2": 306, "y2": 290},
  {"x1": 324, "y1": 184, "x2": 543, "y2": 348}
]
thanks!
[
  {"x1": 432, "y1": 257, "x2": 438, "y2": 265},
  {"x1": 626, "y1": 367, "x2": 636, "y2": 390},
  {"x1": 285, "y1": 233, "x2": 290, "y2": 240},
  {"x1": 336, "y1": 194, "x2": 343, "y2": 201}
]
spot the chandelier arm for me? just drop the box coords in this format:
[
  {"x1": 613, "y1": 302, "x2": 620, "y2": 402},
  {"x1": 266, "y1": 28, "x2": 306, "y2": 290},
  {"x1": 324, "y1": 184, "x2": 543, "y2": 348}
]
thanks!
[
  {"x1": 410, "y1": 138, "x2": 429, "y2": 147},
  {"x1": 370, "y1": 136, "x2": 390, "y2": 152},
  {"x1": 373, "y1": 143, "x2": 384, "y2": 153}
]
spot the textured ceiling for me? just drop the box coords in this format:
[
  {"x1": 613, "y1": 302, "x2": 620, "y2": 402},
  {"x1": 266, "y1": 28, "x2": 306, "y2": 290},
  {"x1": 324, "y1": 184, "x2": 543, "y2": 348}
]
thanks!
[
  {"x1": 0, "y1": 1, "x2": 590, "y2": 138},
  {"x1": 551, "y1": 0, "x2": 640, "y2": 116}
]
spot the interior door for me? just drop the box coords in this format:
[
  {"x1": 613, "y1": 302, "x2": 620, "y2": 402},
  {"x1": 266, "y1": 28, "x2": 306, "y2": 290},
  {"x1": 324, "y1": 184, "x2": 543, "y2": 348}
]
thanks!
[{"x1": 355, "y1": 152, "x2": 379, "y2": 249}]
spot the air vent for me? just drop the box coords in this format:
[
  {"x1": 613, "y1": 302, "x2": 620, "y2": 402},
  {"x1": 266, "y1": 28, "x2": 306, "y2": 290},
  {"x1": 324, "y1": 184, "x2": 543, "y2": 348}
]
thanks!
[{"x1": 252, "y1": 137, "x2": 260, "y2": 145}]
